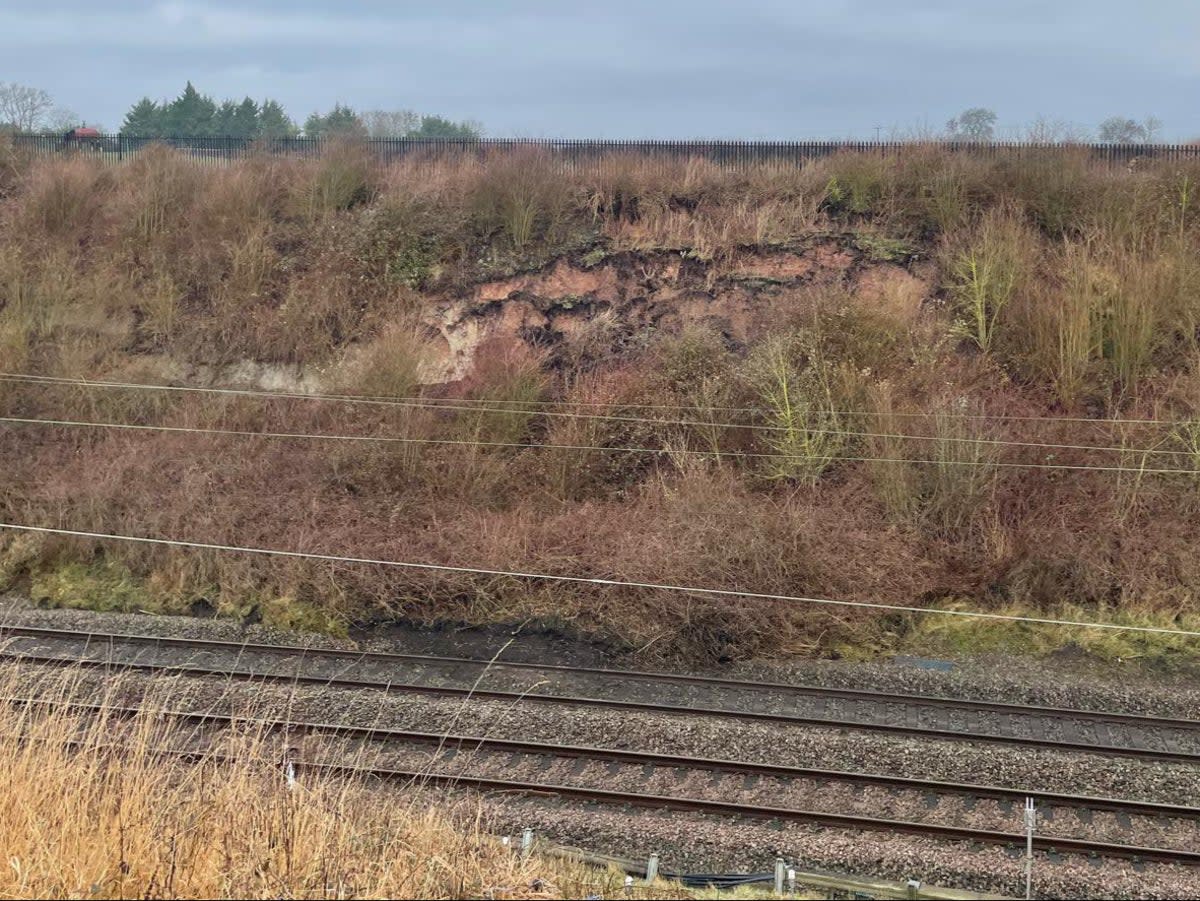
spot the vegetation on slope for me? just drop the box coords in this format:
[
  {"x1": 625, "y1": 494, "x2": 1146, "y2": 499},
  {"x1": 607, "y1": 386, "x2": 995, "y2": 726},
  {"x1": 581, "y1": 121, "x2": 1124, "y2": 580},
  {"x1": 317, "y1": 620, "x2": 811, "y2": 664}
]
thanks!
[{"x1": 1, "y1": 139, "x2": 1200, "y2": 663}]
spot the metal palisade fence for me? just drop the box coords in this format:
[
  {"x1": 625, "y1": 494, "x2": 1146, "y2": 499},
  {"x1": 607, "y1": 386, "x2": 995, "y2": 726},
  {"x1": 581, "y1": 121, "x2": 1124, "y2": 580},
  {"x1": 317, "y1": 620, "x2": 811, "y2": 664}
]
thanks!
[{"x1": 9, "y1": 133, "x2": 1200, "y2": 171}]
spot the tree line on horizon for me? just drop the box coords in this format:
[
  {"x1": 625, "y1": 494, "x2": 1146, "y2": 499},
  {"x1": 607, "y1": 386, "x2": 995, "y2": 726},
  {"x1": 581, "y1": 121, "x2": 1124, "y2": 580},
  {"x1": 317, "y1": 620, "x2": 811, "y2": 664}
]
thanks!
[
  {"x1": 0, "y1": 80, "x2": 481, "y2": 140},
  {"x1": 119, "y1": 83, "x2": 482, "y2": 139},
  {"x1": 0, "y1": 81, "x2": 1182, "y2": 144},
  {"x1": 944, "y1": 106, "x2": 1165, "y2": 144}
]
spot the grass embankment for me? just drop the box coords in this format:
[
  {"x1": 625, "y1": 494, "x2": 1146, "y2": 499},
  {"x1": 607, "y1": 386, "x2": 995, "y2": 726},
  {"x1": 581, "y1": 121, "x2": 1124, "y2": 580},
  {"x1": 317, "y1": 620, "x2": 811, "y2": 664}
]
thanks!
[
  {"x1": 1, "y1": 138, "x2": 1200, "y2": 663},
  {"x1": 0, "y1": 663, "x2": 722, "y2": 899}
]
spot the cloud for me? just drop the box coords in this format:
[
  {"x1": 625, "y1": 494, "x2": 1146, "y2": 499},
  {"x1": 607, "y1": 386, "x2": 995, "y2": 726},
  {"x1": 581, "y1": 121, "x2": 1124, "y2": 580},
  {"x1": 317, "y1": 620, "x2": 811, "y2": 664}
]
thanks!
[{"x1": 2, "y1": 0, "x2": 1197, "y2": 138}]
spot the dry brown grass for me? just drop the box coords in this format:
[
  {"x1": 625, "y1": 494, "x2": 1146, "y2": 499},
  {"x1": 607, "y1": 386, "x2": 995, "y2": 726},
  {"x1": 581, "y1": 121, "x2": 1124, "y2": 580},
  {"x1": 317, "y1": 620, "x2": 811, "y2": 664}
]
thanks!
[{"x1": 0, "y1": 664, "x2": 681, "y2": 899}]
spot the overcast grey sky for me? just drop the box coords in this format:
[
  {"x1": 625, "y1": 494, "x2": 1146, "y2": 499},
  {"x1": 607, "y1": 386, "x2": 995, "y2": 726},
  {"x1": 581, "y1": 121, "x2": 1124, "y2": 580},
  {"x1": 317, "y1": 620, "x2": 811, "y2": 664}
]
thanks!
[{"x1": 2, "y1": 1, "x2": 1197, "y2": 138}]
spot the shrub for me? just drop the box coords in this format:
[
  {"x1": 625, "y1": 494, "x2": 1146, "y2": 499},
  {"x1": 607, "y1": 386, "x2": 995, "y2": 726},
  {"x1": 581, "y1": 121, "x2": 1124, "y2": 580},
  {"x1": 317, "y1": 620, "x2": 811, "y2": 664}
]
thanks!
[
  {"x1": 297, "y1": 140, "x2": 379, "y2": 217},
  {"x1": 865, "y1": 382, "x2": 921, "y2": 520},
  {"x1": 115, "y1": 145, "x2": 202, "y2": 243},
  {"x1": 467, "y1": 147, "x2": 577, "y2": 255},
  {"x1": 998, "y1": 147, "x2": 1096, "y2": 236},
  {"x1": 741, "y1": 331, "x2": 848, "y2": 484},
  {"x1": 945, "y1": 206, "x2": 1039, "y2": 353},
  {"x1": 922, "y1": 402, "x2": 1000, "y2": 536},
  {"x1": 19, "y1": 158, "x2": 111, "y2": 240},
  {"x1": 819, "y1": 152, "x2": 893, "y2": 218},
  {"x1": 1005, "y1": 243, "x2": 1098, "y2": 406}
]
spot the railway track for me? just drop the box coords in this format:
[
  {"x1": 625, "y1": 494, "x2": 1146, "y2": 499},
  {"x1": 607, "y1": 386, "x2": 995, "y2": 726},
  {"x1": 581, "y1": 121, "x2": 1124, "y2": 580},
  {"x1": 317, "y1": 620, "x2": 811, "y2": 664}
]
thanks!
[
  {"x1": 2, "y1": 624, "x2": 1199, "y2": 762},
  {"x1": 11, "y1": 694, "x2": 1200, "y2": 866}
]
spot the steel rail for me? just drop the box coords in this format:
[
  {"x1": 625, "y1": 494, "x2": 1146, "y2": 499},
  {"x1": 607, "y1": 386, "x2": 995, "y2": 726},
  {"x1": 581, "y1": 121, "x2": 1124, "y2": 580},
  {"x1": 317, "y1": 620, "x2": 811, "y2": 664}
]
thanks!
[
  {"x1": 2, "y1": 643, "x2": 1198, "y2": 764},
  {"x1": 2, "y1": 623, "x2": 1195, "y2": 731},
  {"x1": 8, "y1": 694, "x2": 1193, "y2": 822},
  {"x1": 10, "y1": 694, "x2": 1200, "y2": 866}
]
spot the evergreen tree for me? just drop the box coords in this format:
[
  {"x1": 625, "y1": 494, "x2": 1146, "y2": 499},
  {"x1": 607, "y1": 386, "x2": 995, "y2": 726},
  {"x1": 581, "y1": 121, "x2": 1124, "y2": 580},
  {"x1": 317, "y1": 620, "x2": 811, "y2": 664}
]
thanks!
[
  {"x1": 121, "y1": 97, "x2": 165, "y2": 136},
  {"x1": 212, "y1": 99, "x2": 237, "y2": 136},
  {"x1": 257, "y1": 99, "x2": 297, "y2": 138},
  {"x1": 163, "y1": 82, "x2": 217, "y2": 136},
  {"x1": 410, "y1": 114, "x2": 481, "y2": 139},
  {"x1": 118, "y1": 87, "x2": 478, "y2": 141},
  {"x1": 230, "y1": 97, "x2": 259, "y2": 138},
  {"x1": 304, "y1": 104, "x2": 366, "y2": 137}
]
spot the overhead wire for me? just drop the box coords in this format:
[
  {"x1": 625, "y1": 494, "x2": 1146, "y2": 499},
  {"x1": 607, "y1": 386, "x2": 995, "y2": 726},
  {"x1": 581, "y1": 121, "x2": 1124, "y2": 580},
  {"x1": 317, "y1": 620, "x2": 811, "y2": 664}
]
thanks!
[
  {"x1": 0, "y1": 373, "x2": 1195, "y2": 458},
  {"x1": 3, "y1": 370, "x2": 1190, "y2": 426},
  {"x1": 1, "y1": 414, "x2": 1198, "y2": 474}
]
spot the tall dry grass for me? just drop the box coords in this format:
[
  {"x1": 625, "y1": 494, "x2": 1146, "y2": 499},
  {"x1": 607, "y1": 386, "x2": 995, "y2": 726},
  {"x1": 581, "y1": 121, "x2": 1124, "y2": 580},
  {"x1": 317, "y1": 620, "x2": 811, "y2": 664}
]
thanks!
[
  {"x1": 0, "y1": 665, "x2": 673, "y2": 899},
  {"x1": 944, "y1": 205, "x2": 1040, "y2": 354}
]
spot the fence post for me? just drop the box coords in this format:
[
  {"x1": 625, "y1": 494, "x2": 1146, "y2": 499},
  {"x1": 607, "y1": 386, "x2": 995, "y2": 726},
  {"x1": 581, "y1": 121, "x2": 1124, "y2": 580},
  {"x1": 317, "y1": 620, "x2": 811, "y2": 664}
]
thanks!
[
  {"x1": 117, "y1": 133, "x2": 124, "y2": 163},
  {"x1": 774, "y1": 858, "x2": 786, "y2": 895},
  {"x1": 645, "y1": 853, "x2": 659, "y2": 884}
]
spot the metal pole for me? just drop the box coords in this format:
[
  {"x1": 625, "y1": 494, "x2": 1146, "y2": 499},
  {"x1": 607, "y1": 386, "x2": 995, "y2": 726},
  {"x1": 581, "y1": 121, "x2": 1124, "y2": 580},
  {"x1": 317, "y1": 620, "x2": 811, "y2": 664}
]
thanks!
[{"x1": 1025, "y1": 796, "x2": 1036, "y2": 900}]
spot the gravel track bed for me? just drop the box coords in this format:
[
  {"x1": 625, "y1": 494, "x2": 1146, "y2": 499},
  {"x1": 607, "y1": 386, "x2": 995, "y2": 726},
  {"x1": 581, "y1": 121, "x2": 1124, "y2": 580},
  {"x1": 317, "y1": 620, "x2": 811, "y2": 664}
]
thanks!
[
  {"x1": 7, "y1": 603, "x2": 1200, "y2": 897},
  {"x1": 7, "y1": 661, "x2": 1200, "y2": 810},
  {"x1": 280, "y1": 734, "x2": 1200, "y2": 851},
  {"x1": 5, "y1": 628, "x2": 1199, "y2": 760},
  {"x1": 477, "y1": 793, "x2": 1200, "y2": 900},
  {"x1": 41, "y1": 696, "x2": 1200, "y2": 854},
  {"x1": 39, "y1": 694, "x2": 1200, "y2": 897},
  {"x1": 5, "y1": 599, "x2": 1200, "y2": 723}
]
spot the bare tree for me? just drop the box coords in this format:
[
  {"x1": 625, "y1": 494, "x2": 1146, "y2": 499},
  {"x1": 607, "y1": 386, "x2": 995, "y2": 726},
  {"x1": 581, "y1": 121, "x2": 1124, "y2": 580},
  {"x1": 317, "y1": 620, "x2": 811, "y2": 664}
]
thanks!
[
  {"x1": 45, "y1": 107, "x2": 82, "y2": 132},
  {"x1": 1098, "y1": 115, "x2": 1163, "y2": 144},
  {"x1": 945, "y1": 107, "x2": 998, "y2": 141},
  {"x1": 0, "y1": 82, "x2": 56, "y2": 131},
  {"x1": 361, "y1": 109, "x2": 420, "y2": 137},
  {"x1": 1022, "y1": 116, "x2": 1091, "y2": 143}
]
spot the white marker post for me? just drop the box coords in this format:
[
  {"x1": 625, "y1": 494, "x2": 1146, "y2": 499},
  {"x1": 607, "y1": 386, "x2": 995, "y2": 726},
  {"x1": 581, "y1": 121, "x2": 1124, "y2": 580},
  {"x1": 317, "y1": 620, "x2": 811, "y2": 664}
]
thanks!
[
  {"x1": 1024, "y1": 797, "x2": 1037, "y2": 900},
  {"x1": 283, "y1": 752, "x2": 296, "y2": 790}
]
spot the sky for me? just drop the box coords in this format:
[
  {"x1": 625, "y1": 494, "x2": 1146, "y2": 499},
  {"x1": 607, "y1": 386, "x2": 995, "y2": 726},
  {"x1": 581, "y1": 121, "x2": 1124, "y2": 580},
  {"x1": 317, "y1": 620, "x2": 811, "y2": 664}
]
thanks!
[{"x1": 2, "y1": 0, "x2": 1198, "y2": 139}]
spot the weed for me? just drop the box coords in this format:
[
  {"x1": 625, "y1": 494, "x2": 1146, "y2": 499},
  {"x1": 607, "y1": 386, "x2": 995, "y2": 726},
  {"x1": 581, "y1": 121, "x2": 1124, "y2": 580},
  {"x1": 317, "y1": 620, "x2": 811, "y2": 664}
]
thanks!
[
  {"x1": 468, "y1": 147, "x2": 576, "y2": 255},
  {"x1": 30, "y1": 559, "x2": 159, "y2": 613},
  {"x1": 297, "y1": 140, "x2": 379, "y2": 217},
  {"x1": 852, "y1": 232, "x2": 918, "y2": 263},
  {"x1": 923, "y1": 401, "x2": 1000, "y2": 536},
  {"x1": 946, "y1": 207, "x2": 1038, "y2": 353},
  {"x1": 742, "y1": 331, "x2": 847, "y2": 484},
  {"x1": 3, "y1": 147, "x2": 1200, "y2": 664},
  {"x1": 865, "y1": 382, "x2": 921, "y2": 520}
]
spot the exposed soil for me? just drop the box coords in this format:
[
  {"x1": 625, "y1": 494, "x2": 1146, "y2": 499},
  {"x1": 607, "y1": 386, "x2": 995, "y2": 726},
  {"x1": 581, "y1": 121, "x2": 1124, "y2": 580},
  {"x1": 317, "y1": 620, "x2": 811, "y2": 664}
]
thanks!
[{"x1": 421, "y1": 238, "x2": 928, "y2": 382}]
